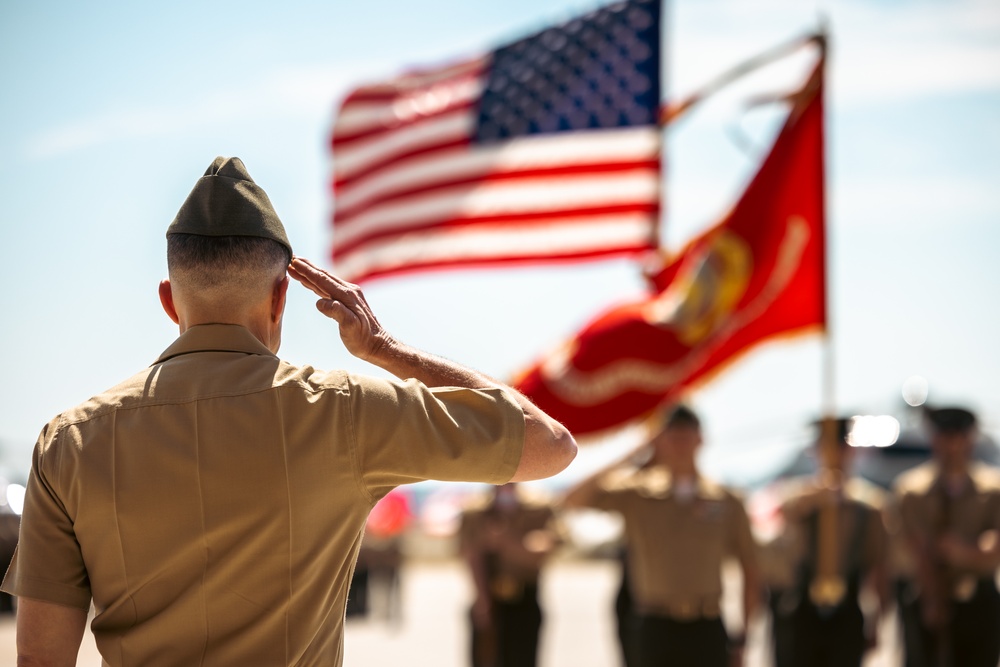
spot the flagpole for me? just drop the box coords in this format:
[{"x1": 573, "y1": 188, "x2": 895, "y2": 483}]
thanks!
[
  {"x1": 814, "y1": 23, "x2": 833, "y2": 422},
  {"x1": 810, "y1": 22, "x2": 848, "y2": 611},
  {"x1": 811, "y1": 17, "x2": 833, "y2": 423}
]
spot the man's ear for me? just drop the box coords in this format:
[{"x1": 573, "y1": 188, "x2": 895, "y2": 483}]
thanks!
[
  {"x1": 271, "y1": 275, "x2": 290, "y2": 323},
  {"x1": 159, "y1": 279, "x2": 180, "y2": 324}
]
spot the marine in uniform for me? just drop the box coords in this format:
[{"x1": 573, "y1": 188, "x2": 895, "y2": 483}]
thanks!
[
  {"x1": 459, "y1": 483, "x2": 560, "y2": 667},
  {"x1": 766, "y1": 418, "x2": 889, "y2": 667},
  {"x1": 0, "y1": 157, "x2": 577, "y2": 665},
  {"x1": 563, "y1": 405, "x2": 760, "y2": 667},
  {"x1": 890, "y1": 406, "x2": 1000, "y2": 667}
]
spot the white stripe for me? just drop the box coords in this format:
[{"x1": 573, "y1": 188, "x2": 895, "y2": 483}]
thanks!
[
  {"x1": 334, "y1": 170, "x2": 660, "y2": 248},
  {"x1": 335, "y1": 214, "x2": 656, "y2": 281},
  {"x1": 335, "y1": 127, "x2": 661, "y2": 214},
  {"x1": 334, "y1": 75, "x2": 483, "y2": 137},
  {"x1": 333, "y1": 109, "x2": 474, "y2": 179}
]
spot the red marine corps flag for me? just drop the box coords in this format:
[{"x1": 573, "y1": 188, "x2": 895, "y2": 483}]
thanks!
[
  {"x1": 514, "y1": 52, "x2": 827, "y2": 437},
  {"x1": 330, "y1": 0, "x2": 662, "y2": 283}
]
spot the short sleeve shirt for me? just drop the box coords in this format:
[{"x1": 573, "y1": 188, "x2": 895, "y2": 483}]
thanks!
[
  {"x1": 892, "y1": 462, "x2": 1000, "y2": 581},
  {"x1": 459, "y1": 496, "x2": 558, "y2": 586},
  {"x1": 777, "y1": 477, "x2": 887, "y2": 587},
  {"x1": 590, "y1": 466, "x2": 757, "y2": 613},
  {"x1": 2, "y1": 324, "x2": 524, "y2": 666}
]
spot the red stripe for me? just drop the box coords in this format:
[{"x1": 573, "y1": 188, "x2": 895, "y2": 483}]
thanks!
[
  {"x1": 340, "y1": 88, "x2": 409, "y2": 104},
  {"x1": 332, "y1": 99, "x2": 476, "y2": 148},
  {"x1": 334, "y1": 159, "x2": 661, "y2": 224},
  {"x1": 337, "y1": 60, "x2": 484, "y2": 105},
  {"x1": 333, "y1": 136, "x2": 473, "y2": 192},
  {"x1": 332, "y1": 203, "x2": 660, "y2": 258},
  {"x1": 336, "y1": 246, "x2": 656, "y2": 284},
  {"x1": 339, "y1": 60, "x2": 485, "y2": 107}
]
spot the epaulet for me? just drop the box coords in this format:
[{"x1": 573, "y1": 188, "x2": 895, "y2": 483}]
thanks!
[
  {"x1": 697, "y1": 476, "x2": 733, "y2": 501},
  {"x1": 779, "y1": 479, "x2": 824, "y2": 517},
  {"x1": 460, "y1": 492, "x2": 495, "y2": 514},
  {"x1": 893, "y1": 462, "x2": 937, "y2": 495},
  {"x1": 970, "y1": 464, "x2": 1000, "y2": 492},
  {"x1": 844, "y1": 477, "x2": 887, "y2": 509},
  {"x1": 515, "y1": 485, "x2": 556, "y2": 509}
]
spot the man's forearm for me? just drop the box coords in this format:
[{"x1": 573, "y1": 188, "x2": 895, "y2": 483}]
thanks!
[
  {"x1": 368, "y1": 339, "x2": 505, "y2": 391},
  {"x1": 741, "y1": 563, "x2": 761, "y2": 631}
]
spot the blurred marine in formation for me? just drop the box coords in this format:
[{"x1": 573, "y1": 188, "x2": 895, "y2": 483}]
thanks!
[
  {"x1": 890, "y1": 406, "x2": 1000, "y2": 667},
  {"x1": 564, "y1": 405, "x2": 760, "y2": 667},
  {"x1": 459, "y1": 483, "x2": 561, "y2": 667},
  {"x1": 764, "y1": 418, "x2": 889, "y2": 667},
  {"x1": 0, "y1": 157, "x2": 576, "y2": 665}
]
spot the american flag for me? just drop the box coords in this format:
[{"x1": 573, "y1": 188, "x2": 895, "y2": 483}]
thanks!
[{"x1": 330, "y1": 0, "x2": 662, "y2": 283}]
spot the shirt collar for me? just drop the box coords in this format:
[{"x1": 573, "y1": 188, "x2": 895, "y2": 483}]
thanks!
[
  {"x1": 154, "y1": 324, "x2": 276, "y2": 364},
  {"x1": 926, "y1": 462, "x2": 980, "y2": 499}
]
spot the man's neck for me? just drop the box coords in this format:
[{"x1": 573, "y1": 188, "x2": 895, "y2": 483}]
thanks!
[
  {"x1": 179, "y1": 317, "x2": 278, "y2": 353},
  {"x1": 664, "y1": 461, "x2": 697, "y2": 481}
]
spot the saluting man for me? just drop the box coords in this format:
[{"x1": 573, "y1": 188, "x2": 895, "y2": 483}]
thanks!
[
  {"x1": 1, "y1": 157, "x2": 576, "y2": 665},
  {"x1": 563, "y1": 404, "x2": 760, "y2": 667}
]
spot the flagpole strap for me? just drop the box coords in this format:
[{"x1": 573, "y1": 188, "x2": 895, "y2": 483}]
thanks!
[{"x1": 658, "y1": 31, "x2": 825, "y2": 127}]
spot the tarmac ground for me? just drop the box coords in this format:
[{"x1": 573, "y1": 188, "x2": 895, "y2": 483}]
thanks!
[{"x1": 0, "y1": 558, "x2": 902, "y2": 666}]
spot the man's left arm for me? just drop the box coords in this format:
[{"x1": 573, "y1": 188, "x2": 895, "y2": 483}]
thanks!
[
  {"x1": 731, "y1": 496, "x2": 761, "y2": 664},
  {"x1": 861, "y1": 504, "x2": 891, "y2": 651},
  {"x1": 15, "y1": 597, "x2": 87, "y2": 667},
  {"x1": 937, "y1": 490, "x2": 1000, "y2": 573}
]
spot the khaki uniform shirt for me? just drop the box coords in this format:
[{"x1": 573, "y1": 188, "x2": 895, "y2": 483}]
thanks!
[
  {"x1": 2, "y1": 324, "x2": 524, "y2": 666},
  {"x1": 459, "y1": 493, "x2": 558, "y2": 594},
  {"x1": 891, "y1": 462, "x2": 1000, "y2": 587},
  {"x1": 591, "y1": 466, "x2": 757, "y2": 618},
  {"x1": 770, "y1": 477, "x2": 887, "y2": 598}
]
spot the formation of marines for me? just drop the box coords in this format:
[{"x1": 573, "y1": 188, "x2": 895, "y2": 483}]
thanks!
[{"x1": 457, "y1": 403, "x2": 1000, "y2": 667}]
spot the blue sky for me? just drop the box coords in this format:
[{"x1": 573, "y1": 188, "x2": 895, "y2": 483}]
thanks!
[{"x1": 1, "y1": 0, "x2": 998, "y2": 486}]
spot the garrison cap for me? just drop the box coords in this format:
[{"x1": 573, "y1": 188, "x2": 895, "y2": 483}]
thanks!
[
  {"x1": 167, "y1": 157, "x2": 292, "y2": 255},
  {"x1": 925, "y1": 406, "x2": 977, "y2": 433}
]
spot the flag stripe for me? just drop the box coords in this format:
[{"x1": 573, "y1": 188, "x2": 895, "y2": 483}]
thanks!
[
  {"x1": 336, "y1": 159, "x2": 661, "y2": 222},
  {"x1": 333, "y1": 108, "x2": 475, "y2": 180},
  {"x1": 334, "y1": 170, "x2": 660, "y2": 247},
  {"x1": 333, "y1": 100, "x2": 478, "y2": 149},
  {"x1": 338, "y1": 58, "x2": 486, "y2": 107},
  {"x1": 335, "y1": 126, "x2": 660, "y2": 216},
  {"x1": 334, "y1": 202, "x2": 660, "y2": 258},
  {"x1": 335, "y1": 213, "x2": 656, "y2": 282},
  {"x1": 333, "y1": 74, "x2": 483, "y2": 146}
]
